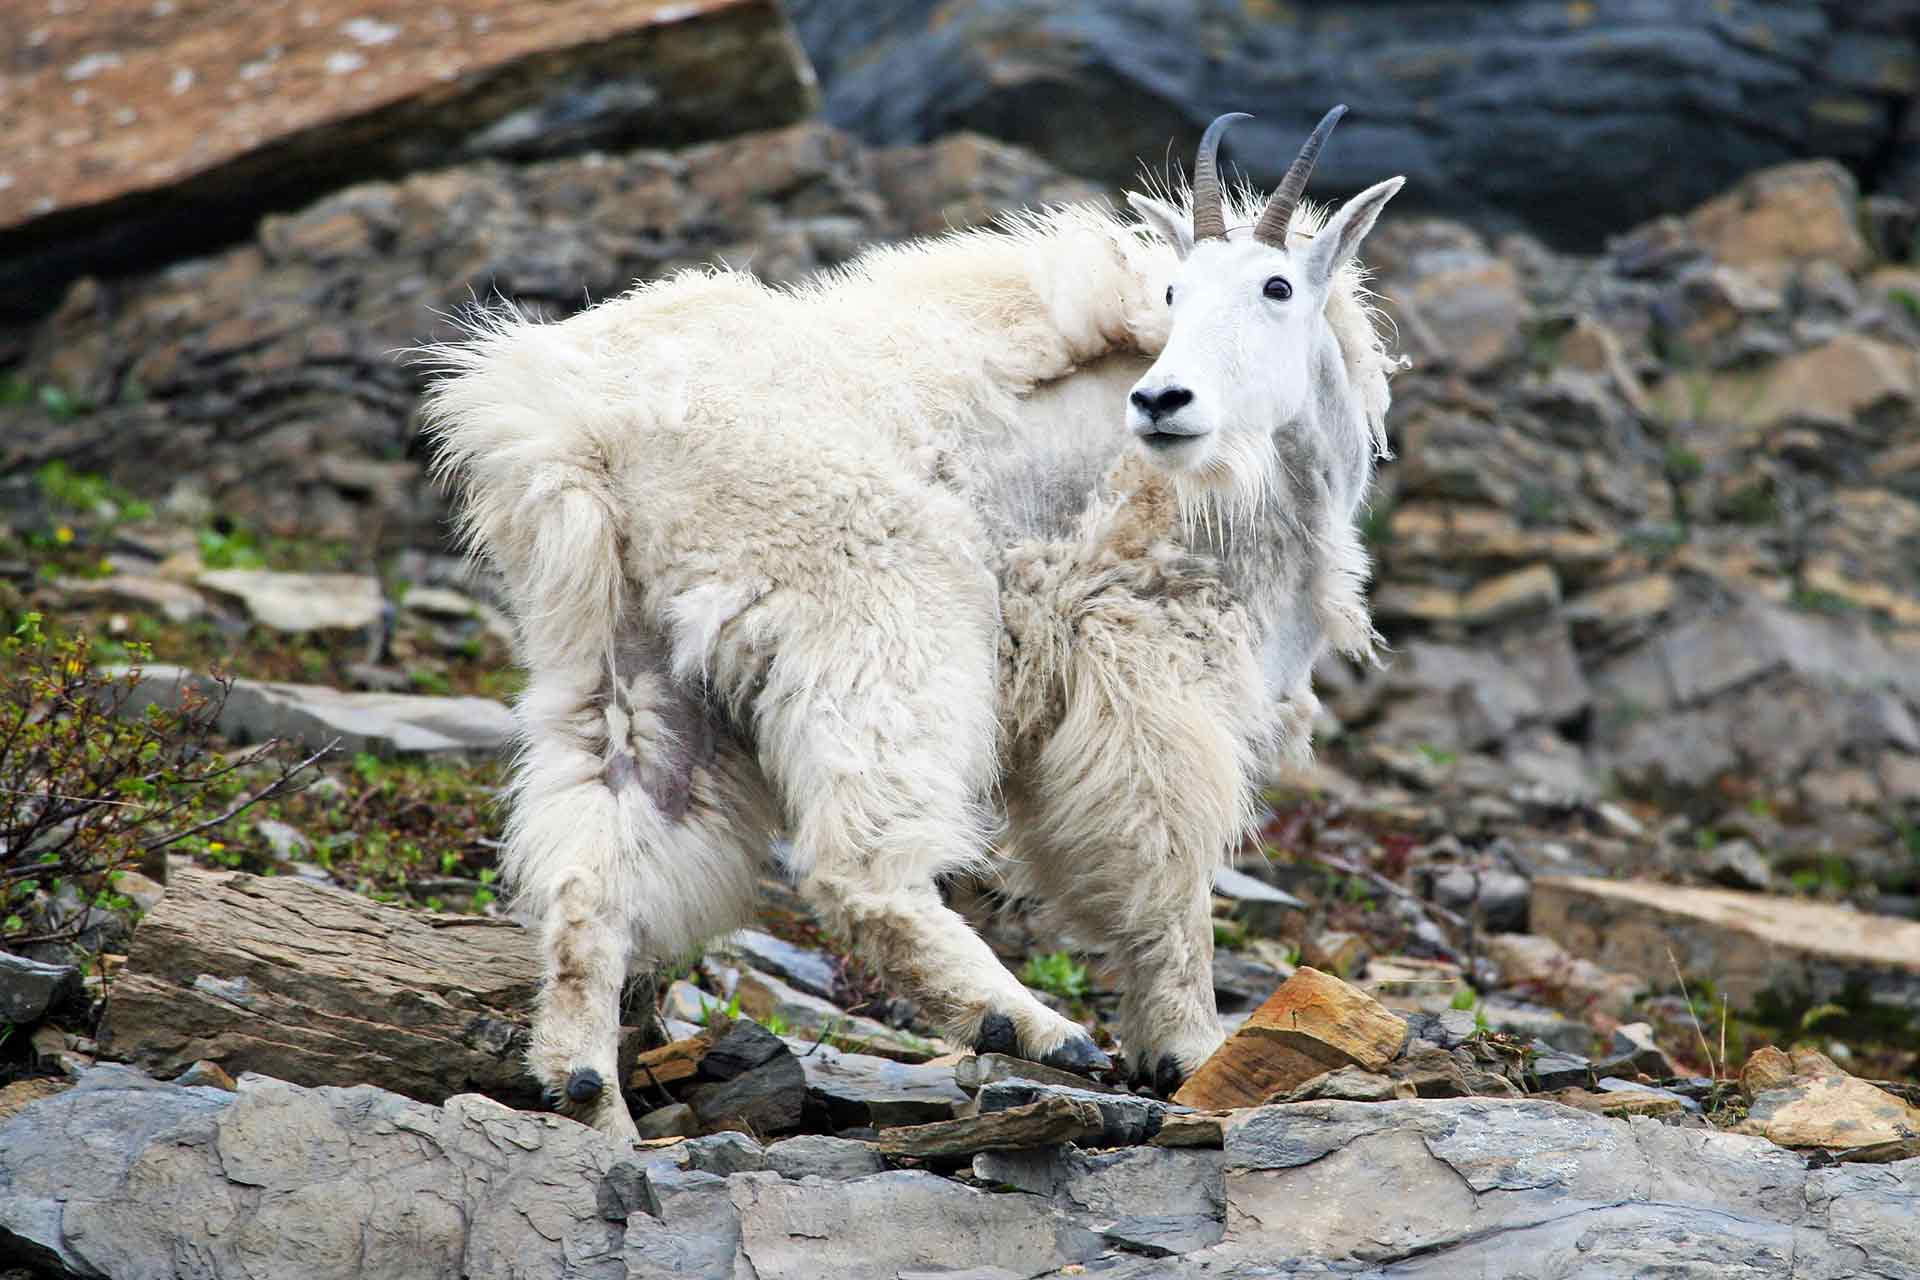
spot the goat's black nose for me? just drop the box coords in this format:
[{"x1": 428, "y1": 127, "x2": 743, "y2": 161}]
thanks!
[{"x1": 1129, "y1": 385, "x2": 1194, "y2": 421}]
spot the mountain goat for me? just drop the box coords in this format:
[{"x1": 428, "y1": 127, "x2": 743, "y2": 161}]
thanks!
[{"x1": 422, "y1": 107, "x2": 1403, "y2": 1137}]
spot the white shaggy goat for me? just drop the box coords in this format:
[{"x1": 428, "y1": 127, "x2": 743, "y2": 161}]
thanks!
[{"x1": 421, "y1": 107, "x2": 1403, "y2": 1136}]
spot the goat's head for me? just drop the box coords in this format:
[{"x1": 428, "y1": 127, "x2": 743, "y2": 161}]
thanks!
[{"x1": 1127, "y1": 107, "x2": 1403, "y2": 485}]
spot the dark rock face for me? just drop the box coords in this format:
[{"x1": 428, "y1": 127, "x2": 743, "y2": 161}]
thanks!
[{"x1": 787, "y1": 0, "x2": 1920, "y2": 246}]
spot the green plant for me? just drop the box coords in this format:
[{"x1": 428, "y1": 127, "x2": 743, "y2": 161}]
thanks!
[
  {"x1": 0, "y1": 614, "x2": 323, "y2": 951},
  {"x1": 1890, "y1": 288, "x2": 1920, "y2": 324},
  {"x1": 1415, "y1": 744, "x2": 1458, "y2": 767},
  {"x1": 1020, "y1": 950, "x2": 1089, "y2": 1001},
  {"x1": 197, "y1": 526, "x2": 267, "y2": 570},
  {"x1": 1663, "y1": 444, "x2": 1703, "y2": 483},
  {"x1": 698, "y1": 991, "x2": 744, "y2": 1026},
  {"x1": 1450, "y1": 986, "x2": 1479, "y2": 1012},
  {"x1": 1788, "y1": 586, "x2": 1855, "y2": 616},
  {"x1": 37, "y1": 384, "x2": 92, "y2": 420}
]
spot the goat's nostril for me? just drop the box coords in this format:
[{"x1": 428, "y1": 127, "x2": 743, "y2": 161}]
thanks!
[{"x1": 1131, "y1": 386, "x2": 1194, "y2": 421}]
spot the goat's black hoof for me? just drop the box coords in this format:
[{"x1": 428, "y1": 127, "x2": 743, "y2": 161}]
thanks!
[
  {"x1": 541, "y1": 1085, "x2": 564, "y2": 1110},
  {"x1": 1042, "y1": 1033, "x2": 1113, "y2": 1077},
  {"x1": 974, "y1": 1012, "x2": 1019, "y2": 1057},
  {"x1": 1153, "y1": 1053, "x2": 1185, "y2": 1097},
  {"x1": 565, "y1": 1067, "x2": 605, "y2": 1104}
]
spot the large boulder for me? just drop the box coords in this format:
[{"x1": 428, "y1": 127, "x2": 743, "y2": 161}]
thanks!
[
  {"x1": 0, "y1": 0, "x2": 817, "y2": 319},
  {"x1": 786, "y1": 0, "x2": 1920, "y2": 246}
]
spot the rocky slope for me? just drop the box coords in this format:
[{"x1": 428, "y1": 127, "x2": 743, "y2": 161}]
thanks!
[{"x1": 2, "y1": 9, "x2": 1919, "y2": 1273}]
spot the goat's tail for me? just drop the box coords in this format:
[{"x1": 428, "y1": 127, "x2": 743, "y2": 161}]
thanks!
[{"x1": 413, "y1": 302, "x2": 627, "y2": 671}]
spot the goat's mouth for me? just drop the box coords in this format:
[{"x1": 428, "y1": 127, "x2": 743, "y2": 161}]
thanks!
[
  {"x1": 1139, "y1": 431, "x2": 1201, "y2": 448},
  {"x1": 1133, "y1": 424, "x2": 1210, "y2": 450}
]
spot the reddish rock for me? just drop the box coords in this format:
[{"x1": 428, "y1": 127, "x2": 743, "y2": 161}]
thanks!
[{"x1": 0, "y1": 0, "x2": 815, "y2": 315}]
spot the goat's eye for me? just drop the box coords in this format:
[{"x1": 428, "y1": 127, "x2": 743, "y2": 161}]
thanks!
[
  {"x1": 1165, "y1": 285, "x2": 1174, "y2": 306},
  {"x1": 1263, "y1": 276, "x2": 1293, "y2": 301}
]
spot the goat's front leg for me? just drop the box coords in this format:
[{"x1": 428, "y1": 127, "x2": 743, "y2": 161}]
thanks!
[
  {"x1": 1003, "y1": 598, "x2": 1269, "y2": 1092},
  {"x1": 732, "y1": 550, "x2": 1108, "y2": 1074}
]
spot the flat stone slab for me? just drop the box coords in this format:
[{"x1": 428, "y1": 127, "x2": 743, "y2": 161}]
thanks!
[
  {"x1": 1, "y1": 0, "x2": 815, "y2": 311},
  {"x1": 195, "y1": 569, "x2": 383, "y2": 632},
  {"x1": 117, "y1": 664, "x2": 514, "y2": 755},
  {"x1": 1194, "y1": 1098, "x2": 1920, "y2": 1277},
  {"x1": 782, "y1": 1037, "x2": 969, "y2": 1129},
  {"x1": 1533, "y1": 875, "x2": 1920, "y2": 1012}
]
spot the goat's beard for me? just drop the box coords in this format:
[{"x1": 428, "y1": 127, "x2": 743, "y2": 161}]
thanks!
[{"x1": 1169, "y1": 429, "x2": 1279, "y2": 549}]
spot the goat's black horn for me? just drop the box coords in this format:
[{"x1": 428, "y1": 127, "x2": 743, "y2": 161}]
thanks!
[
  {"x1": 1191, "y1": 112, "x2": 1251, "y2": 242},
  {"x1": 1251, "y1": 104, "x2": 1347, "y2": 248}
]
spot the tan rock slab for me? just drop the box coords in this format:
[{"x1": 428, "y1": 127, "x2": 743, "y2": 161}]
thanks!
[
  {"x1": 1686, "y1": 160, "x2": 1870, "y2": 283},
  {"x1": 1459, "y1": 564, "x2": 1562, "y2": 627},
  {"x1": 630, "y1": 1036, "x2": 713, "y2": 1091},
  {"x1": 1652, "y1": 333, "x2": 1920, "y2": 429},
  {"x1": 1545, "y1": 1086, "x2": 1690, "y2": 1120},
  {"x1": 1151, "y1": 1110, "x2": 1230, "y2": 1149},
  {"x1": 1531, "y1": 876, "x2": 1920, "y2": 1011},
  {"x1": 1739, "y1": 1075, "x2": 1920, "y2": 1151},
  {"x1": 1402, "y1": 256, "x2": 1525, "y2": 373},
  {"x1": 0, "y1": 0, "x2": 813, "y2": 241},
  {"x1": 1565, "y1": 575, "x2": 1675, "y2": 630},
  {"x1": 0, "y1": 1078, "x2": 70, "y2": 1124},
  {"x1": 1172, "y1": 967, "x2": 1409, "y2": 1111}
]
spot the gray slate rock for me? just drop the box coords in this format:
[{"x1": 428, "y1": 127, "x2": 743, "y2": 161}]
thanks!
[
  {"x1": 976, "y1": 1144, "x2": 1226, "y2": 1257},
  {"x1": 729, "y1": 1169, "x2": 1107, "y2": 1280},
  {"x1": 1201, "y1": 1098, "x2": 1920, "y2": 1275},
  {"x1": 9, "y1": 1068, "x2": 1919, "y2": 1278},
  {"x1": 1527, "y1": 1050, "x2": 1594, "y2": 1092},
  {"x1": 681, "y1": 1131, "x2": 768, "y2": 1176},
  {"x1": 765, "y1": 1134, "x2": 888, "y2": 1181},
  {"x1": 194, "y1": 569, "x2": 383, "y2": 633},
  {"x1": 783, "y1": 1036, "x2": 968, "y2": 1129},
  {"x1": 722, "y1": 929, "x2": 839, "y2": 1001},
  {"x1": 0, "y1": 1065, "x2": 671, "y2": 1279},
  {"x1": 115, "y1": 664, "x2": 513, "y2": 755},
  {"x1": 689, "y1": 1024, "x2": 805, "y2": 1138},
  {"x1": 0, "y1": 952, "x2": 81, "y2": 1023}
]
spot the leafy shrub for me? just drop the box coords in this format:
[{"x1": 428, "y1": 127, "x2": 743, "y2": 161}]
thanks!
[{"x1": 0, "y1": 614, "x2": 320, "y2": 953}]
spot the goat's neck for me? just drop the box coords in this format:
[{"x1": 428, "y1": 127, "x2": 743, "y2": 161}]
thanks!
[{"x1": 1179, "y1": 328, "x2": 1373, "y2": 689}]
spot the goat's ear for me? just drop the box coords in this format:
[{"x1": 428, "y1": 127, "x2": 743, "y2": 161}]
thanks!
[
  {"x1": 1127, "y1": 192, "x2": 1194, "y2": 260},
  {"x1": 1302, "y1": 176, "x2": 1404, "y2": 289}
]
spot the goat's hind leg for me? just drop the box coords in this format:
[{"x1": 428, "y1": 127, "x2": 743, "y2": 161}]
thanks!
[{"x1": 509, "y1": 661, "x2": 757, "y2": 1137}]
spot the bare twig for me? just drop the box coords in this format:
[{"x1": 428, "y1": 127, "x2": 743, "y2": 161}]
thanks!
[
  {"x1": 1666, "y1": 945, "x2": 1717, "y2": 1080},
  {"x1": 138, "y1": 739, "x2": 338, "y2": 854}
]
